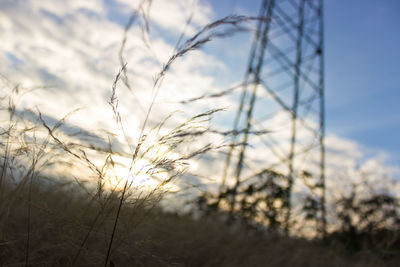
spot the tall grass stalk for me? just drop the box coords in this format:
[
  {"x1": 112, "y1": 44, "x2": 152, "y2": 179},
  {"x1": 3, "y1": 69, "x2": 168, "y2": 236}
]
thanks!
[
  {"x1": 1, "y1": 4, "x2": 267, "y2": 265},
  {"x1": 101, "y1": 6, "x2": 261, "y2": 265}
]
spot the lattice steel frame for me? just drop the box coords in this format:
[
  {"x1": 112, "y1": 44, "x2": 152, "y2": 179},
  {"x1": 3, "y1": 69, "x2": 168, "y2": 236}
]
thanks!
[{"x1": 221, "y1": 0, "x2": 325, "y2": 235}]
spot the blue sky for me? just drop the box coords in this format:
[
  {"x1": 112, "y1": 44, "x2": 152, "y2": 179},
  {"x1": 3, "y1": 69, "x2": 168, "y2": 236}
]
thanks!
[
  {"x1": 0, "y1": 0, "x2": 399, "y2": 191},
  {"x1": 209, "y1": 0, "x2": 400, "y2": 160},
  {"x1": 324, "y1": 0, "x2": 400, "y2": 159}
]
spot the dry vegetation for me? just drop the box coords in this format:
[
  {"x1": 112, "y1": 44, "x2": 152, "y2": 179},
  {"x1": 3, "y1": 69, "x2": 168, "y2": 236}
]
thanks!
[{"x1": 1, "y1": 178, "x2": 400, "y2": 267}]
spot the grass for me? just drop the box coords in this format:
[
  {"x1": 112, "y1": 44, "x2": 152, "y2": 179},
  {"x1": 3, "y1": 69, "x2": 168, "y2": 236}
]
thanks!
[
  {"x1": 0, "y1": 12, "x2": 256, "y2": 266},
  {"x1": 2, "y1": 178, "x2": 400, "y2": 267},
  {"x1": 1, "y1": 82, "x2": 399, "y2": 267}
]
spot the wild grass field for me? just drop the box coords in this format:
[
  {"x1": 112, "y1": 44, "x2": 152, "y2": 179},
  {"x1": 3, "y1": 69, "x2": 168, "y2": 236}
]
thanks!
[{"x1": 1, "y1": 175, "x2": 399, "y2": 267}]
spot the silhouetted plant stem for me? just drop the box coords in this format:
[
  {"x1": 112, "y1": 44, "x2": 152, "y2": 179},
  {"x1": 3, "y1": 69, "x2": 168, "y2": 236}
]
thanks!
[{"x1": 104, "y1": 180, "x2": 128, "y2": 267}]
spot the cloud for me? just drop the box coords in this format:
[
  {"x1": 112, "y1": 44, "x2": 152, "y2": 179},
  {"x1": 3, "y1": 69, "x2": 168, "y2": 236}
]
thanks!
[
  {"x1": 114, "y1": 0, "x2": 213, "y2": 36},
  {"x1": 0, "y1": 0, "x2": 227, "y2": 136},
  {"x1": 182, "y1": 109, "x2": 400, "y2": 205},
  {"x1": 1, "y1": 0, "x2": 398, "y2": 209}
]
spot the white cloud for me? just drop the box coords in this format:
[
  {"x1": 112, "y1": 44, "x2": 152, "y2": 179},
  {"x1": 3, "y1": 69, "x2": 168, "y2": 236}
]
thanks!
[
  {"x1": 0, "y1": 0, "x2": 232, "y2": 160},
  {"x1": 115, "y1": 0, "x2": 213, "y2": 35},
  {"x1": 1, "y1": 0, "x2": 398, "y2": 208}
]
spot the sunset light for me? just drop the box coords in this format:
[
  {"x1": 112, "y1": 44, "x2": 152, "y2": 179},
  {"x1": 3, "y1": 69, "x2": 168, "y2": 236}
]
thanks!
[{"x1": 1, "y1": 0, "x2": 399, "y2": 265}]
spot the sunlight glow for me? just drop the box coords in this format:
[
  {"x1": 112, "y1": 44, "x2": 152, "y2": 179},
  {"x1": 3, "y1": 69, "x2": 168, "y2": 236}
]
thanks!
[
  {"x1": 105, "y1": 155, "x2": 160, "y2": 192},
  {"x1": 103, "y1": 150, "x2": 182, "y2": 193}
]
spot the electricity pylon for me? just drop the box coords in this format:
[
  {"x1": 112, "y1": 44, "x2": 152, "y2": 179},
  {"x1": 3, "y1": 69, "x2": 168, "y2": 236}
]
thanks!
[{"x1": 221, "y1": 0, "x2": 326, "y2": 236}]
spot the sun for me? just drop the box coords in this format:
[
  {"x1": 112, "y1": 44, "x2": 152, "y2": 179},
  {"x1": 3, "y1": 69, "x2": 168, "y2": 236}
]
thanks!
[{"x1": 103, "y1": 154, "x2": 167, "y2": 192}]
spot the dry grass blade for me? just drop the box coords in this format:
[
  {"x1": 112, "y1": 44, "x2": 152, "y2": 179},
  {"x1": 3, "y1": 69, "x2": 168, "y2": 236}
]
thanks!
[{"x1": 100, "y1": 11, "x2": 265, "y2": 266}]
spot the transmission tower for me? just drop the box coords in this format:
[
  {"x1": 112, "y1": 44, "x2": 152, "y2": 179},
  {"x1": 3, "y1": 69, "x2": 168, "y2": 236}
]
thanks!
[{"x1": 220, "y1": 0, "x2": 325, "y2": 235}]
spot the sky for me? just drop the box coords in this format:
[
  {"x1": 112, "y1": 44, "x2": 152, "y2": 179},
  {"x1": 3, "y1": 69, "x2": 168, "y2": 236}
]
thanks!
[
  {"x1": 0, "y1": 0, "x2": 399, "y2": 197},
  {"x1": 324, "y1": 0, "x2": 400, "y2": 160},
  {"x1": 215, "y1": 0, "x2": 400, "y2": 161}
]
